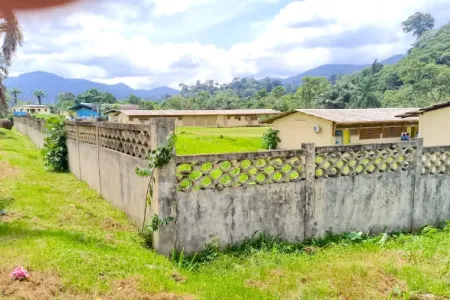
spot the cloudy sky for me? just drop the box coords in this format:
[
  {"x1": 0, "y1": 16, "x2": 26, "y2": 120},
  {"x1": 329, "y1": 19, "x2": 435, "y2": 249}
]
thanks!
[{"x1": 10, "y1": 0, "x2": 450, "y2": 89}]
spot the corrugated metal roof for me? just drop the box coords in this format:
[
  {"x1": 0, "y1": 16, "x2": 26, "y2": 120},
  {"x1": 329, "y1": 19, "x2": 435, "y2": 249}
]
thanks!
[
  {"x1": 396, "y1": 101, "x2": 450, "y2": 118},
  {"x1": 263, "y1": 108, "x2": 419, "y2": 124},
  {"x1": 108, "y1": 109, "x2": 280, "y2": 116}
]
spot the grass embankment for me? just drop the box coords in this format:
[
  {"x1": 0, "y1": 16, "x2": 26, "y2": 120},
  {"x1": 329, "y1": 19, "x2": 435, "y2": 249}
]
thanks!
[
  {"x1": 175, "y1": 126, "x2": 268, "y2": 155},
  {"x1": 1, "y1": 128, "x2": 450, "y2": 299}
]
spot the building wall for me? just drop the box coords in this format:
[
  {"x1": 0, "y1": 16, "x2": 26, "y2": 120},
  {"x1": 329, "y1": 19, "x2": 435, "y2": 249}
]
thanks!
[
  {"x1": 419, "y1": 107, "x2": 450, "y2": 146},
  {"x1": 115, "y1": 113, "x2": 267, "y2": 127},
  {"x1": 76, "y1": 109, "x2": 99, "y2": 118},
  {"x1": 13, "y1": 106, "x2": 51, "y2": 114},
  {"x1": 273, "y1": 112, "x2": 334, "y2": 149}
]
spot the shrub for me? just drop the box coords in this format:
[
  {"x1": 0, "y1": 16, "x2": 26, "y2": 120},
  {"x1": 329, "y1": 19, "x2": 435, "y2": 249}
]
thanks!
[
  {"x1": 42, "y1": 116, "x2": 68, "y2": 172},
  {"x1": 0, "y1": 119, "x2": 12, "y2": 130},
  {"x1": 261, "y1": 128, "x2": 281, "y2": 150}
]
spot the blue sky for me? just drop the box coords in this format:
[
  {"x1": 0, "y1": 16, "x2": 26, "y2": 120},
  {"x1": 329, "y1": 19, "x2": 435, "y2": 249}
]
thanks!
[{"x1": 10, "y1": 0, "x2": 450, "y2": 89}]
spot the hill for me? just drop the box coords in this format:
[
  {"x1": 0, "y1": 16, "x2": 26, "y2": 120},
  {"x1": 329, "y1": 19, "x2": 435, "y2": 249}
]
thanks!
[
  {"x1": 280, "y1": 54, "x2": 405, "y2": 86},
  {"x1": 4, "y1": 71, "x2": 180, "y2": 104}
]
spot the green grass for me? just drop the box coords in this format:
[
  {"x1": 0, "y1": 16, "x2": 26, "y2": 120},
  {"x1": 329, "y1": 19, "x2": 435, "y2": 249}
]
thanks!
[
  {"x1": 175, "y1": 126, "x2": 269, "y2": 155},
  {"x1": 1, "y1": 128, "x2": 450, "y2": 299}
]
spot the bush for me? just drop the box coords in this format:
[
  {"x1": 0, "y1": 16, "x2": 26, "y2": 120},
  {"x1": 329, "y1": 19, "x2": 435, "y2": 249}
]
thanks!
[
  {"x1": 42, "y1": 116, "x2": 68, "y2": 172},
  {"x1": 261, "y1": 128, "x2": 281, "y2": 150},
  {"x1": 0, "y1": 119, "x2": 12, "y2": 130}
]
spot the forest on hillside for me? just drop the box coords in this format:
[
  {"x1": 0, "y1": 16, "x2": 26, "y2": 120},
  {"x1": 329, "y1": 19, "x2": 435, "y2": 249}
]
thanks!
[{"x1": 157, "y1": 12, "x2": 450, "y2": 111}]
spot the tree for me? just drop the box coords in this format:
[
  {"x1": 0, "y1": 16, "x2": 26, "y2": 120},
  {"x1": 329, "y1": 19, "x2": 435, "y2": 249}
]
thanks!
[
  {"x1": 300, "y1": 77, "x2": 331, "y2": 108},
  {"x1": 10, "y1": 88, "x2": 21, "y2": 105},
  {"x1": 350, "y1": 77, "x2": 381, "y2": 108},
  {"x1": 402, "y1": 12, "x2": 435, "y2": 38},
  {"x1": 55, "y1": 92, "x2": 76, "y2": 111},
  {"x1": 33, "y1": 90, "x2": 47, "y2": 105},
  {"x1": 271, "y1": 86, "x2": 286, "y2": 98},
  {"x1": 76, "y1": 88, "x2": 115, "y2": 104},
  {"x1": 126, "y1": 94, "x2": 142, "y2": 105},
  {"x1": 0, "y1": 8, "x2": 23, "y2": 113},
  {"x1": 371, "y1": 59, "x2": 383, "y2": 74}
]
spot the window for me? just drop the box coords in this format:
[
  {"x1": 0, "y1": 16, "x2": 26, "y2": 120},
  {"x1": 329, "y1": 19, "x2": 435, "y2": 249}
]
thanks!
[
  {"x1": 235, "y1": 116, "x2": 241, "y2": 121},
  {"x1": 250, "y1": 116, "x2": 258, "y2": 121},
  {"x1": 227, "y1": 116, "x2": 231, "y2": 120},
  {"x1": 382, "y1": 127, "x2": 402, "y2": 138},
  {"x1": 45, "y1": 109, "x2": 48, "y2": 112},
  {"x1": 360, "y1": 128, "x2": 381, "y2": 140},
  {"x1": 349, "y1": 129, "x2": 358, "y2": 136},
  {"x1": 38, "y1": 109, "x2": 41, "y2": 112},
  {"x1": 178, "y1": 117, "x2": 182, "y2": 121}
]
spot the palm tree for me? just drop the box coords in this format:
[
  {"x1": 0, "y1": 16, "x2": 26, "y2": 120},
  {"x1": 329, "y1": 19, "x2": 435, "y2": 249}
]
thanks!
[
  {"x1": 10, "y1": 88, "x2": 21, "y2": 105},
  {"x1": 350, "y1": 77, "x2": 381, "y2": 108},
  {"x1": 33, "y1": 90, "x2": 47, "y2": 105},
  {"x1": 0, "y1": 8, "x2": 23, "y2": 113}
]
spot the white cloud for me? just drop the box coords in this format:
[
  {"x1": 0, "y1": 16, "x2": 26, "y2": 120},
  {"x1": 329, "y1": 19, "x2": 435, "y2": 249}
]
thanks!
[{"x1": 9, "y1": 0, "x2": 450, "y2": 89}]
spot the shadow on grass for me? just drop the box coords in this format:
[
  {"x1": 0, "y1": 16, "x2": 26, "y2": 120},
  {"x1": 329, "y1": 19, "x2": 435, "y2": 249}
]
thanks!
[
  {"x1": 0, "y1": 222, "x2": 117, "y2": 251},
  {"x1": 0, "y1": 197, "x2": 14, "y2": 211}
]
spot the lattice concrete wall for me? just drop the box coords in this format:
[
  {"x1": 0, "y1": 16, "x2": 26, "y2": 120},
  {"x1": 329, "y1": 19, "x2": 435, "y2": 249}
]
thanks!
[{"x1": 13, "y1": 116, "x2": 450, "y2": 256}]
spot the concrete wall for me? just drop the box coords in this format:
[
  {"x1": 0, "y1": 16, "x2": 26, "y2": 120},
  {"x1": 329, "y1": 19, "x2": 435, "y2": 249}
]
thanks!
[
  {"x1": 419, "y1": 107, "x2": 450, "y2": 146},
  {"x1": 14, "y1": 116, "x2": 45, "y2": 148},
  {"x1": 14, "y1": 115, "x2": 450, "y2": 256}
]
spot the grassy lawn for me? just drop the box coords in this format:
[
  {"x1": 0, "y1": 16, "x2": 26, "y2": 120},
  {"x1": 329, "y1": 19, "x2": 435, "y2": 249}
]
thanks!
[
  {"x1": 1, "y1": 128, "x2": 450, "y2": 299},
  {"x1": 175, "y1": 126, "x2": 269, "y2": 155}
]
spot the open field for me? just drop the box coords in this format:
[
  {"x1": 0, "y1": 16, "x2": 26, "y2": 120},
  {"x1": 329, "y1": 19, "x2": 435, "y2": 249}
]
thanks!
[
  {"x1": 1, "y1": 128, "x2": 450, "y2": 299},
  {"x1": 176, "y1": 126, "x2": 269, "y2": 155}
]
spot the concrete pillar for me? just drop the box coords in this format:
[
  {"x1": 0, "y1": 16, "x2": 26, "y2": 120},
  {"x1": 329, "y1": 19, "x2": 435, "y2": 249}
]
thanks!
[
  {"x1": 150, "y1": 118, "x2": 178, "y2": 255},
  {"x1": 75, "y1": 122, "x2": 82, "y2": 180},
  {"x1": 301, "y1": 143, "x2": 316, "y2": 240},
  {"x1": 411, "y1": 138, "x2": 423, "y2": 231}
]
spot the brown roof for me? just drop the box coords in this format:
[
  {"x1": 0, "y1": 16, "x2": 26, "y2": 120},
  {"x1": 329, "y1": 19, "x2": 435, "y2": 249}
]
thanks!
[
  {"x1": 396, "y1": 101, "x2": 450, "y2": 118},
  {"x1": 263, "y1": 108, "x2": 419, "y2": 124},
  {"x1": 106, "y1": 109, "x2": 280, "y2": 117}
]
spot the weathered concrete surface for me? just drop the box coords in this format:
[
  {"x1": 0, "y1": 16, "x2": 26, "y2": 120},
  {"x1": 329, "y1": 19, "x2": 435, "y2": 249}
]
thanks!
[
  {"x1": 78, "y1": 143, "x2": 101, "y2": 193},
  {"x1": 311, "y1": 171, "x2": 415, "y2": 237},
  {"x1": 99, "y1": 147, "x2": 150, "y2": 227},
  {"x1": 414, "y1": 175, "x2": 450, "y2": 229},
  {"x1": 176, "y1": 182, "x2": 305, "y2": 253},
  {"x1": 66, "y1": 139, "x2": 80, "y2": 178}
]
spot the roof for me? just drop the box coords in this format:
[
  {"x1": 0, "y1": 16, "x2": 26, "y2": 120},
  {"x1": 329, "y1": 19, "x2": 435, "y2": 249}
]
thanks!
[
  {"x1": 263, "y1": 108, "x2": 419, "y2": 124},
  {"x1": 396, "y1": 101, "x2": 450, "y2": 118},
  {"x1": 104, "y1": 109, "x2": 280, "y2": 117},
  {"x1": 16, "y1": 105, "x2": 50, "y2": 108},
  {"x1": 68, "y1": 103, "x2": 93, "y2": 110},
  {"x1": 68, "y1": 103, "x2": 139, "y2": 111}
]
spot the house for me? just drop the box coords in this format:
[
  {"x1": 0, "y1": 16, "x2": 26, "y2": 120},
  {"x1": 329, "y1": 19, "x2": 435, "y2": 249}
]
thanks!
[
  {"x1": 262, "y1": 108, "x2": 419, "y2": 149},
  {"x1": 68, "y1": 103, "x2": 100, "y2": 119},
  {"x1": 12, "y1": 105, "x2": 51, "y2": 116},
  {"x1": 397, "y1": 101, "x2": 450, "y2": 146},
  {"x1": 104, "y1": 109, "x2": 280, "y2": 127},
  {"x1": 68, "y1": 103, "x2": 139, "y2": 120}
]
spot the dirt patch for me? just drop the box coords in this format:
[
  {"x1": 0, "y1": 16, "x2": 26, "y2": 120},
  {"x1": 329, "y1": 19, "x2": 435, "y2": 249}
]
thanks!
[
  {"x1": 102, "y1": 278, "x2": 194, "y2": 300},
  {"x1": 170, "y1": 272, "x2": 187, "y2": 283},
  {"x1": 409, "y1": 293, "x2": 447, "y2": 300},
  {"x1": 0, "y1": 270, "x2": 81, "y2": 300},
  {"x1": 101, "y1": 218, "x2": 129, "y2": 231},
  {"x1": 269, "y1": 270, "x2": 284, "y2": 277},
  {"x1": 244, "y1": 279, "x2": 267, "y2": 289},
  {"x1": 0, "y1": 161, "x2": 20, "y2": 179},
  {"x1": 0, "y1": 211, "x2": 25, "y2": 223}
]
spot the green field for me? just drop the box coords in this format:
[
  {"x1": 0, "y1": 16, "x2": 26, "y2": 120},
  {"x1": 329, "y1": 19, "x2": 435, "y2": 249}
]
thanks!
[
  {"x1": 176, "y1": 126, "x2": 269, "y2": 155},
  {"x1": 1, "y1": 128, "x2": 450, "y2": 299}
]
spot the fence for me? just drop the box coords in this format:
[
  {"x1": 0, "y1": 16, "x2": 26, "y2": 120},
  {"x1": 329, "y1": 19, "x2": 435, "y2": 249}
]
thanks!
[{"x1": 13, "y1": 116, "x2": 450, "y2": 255}]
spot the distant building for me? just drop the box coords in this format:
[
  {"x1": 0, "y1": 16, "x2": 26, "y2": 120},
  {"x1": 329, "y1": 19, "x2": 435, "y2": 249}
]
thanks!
[
  {"x1": 68, "y1": 103, "x2": 139, "y2": 120},
  {"x1": 262, "y1": 108, "x2": 419, "y2": 148},
  {"x1": 12, "y1": 105, "x2": 51, "y2": 116},
  {"x1": 397, "y1": 101, "x2": 450, "y2": 146},
  {"x1": 104, "y1": 109, "x2": 280, "y2": 127}
]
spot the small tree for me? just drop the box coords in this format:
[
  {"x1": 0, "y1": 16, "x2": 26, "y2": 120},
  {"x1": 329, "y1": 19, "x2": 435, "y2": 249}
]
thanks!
[
  {"x1": 262, "y1": 128, "x2": 281, "y2": 150},
  {"x1": 33, "y1": 90, "x2": 47, "y2": 105},
  {"x1": 402, "y1": 12, "x2": 435, "y2": 38},
  {"x1": 42, "y1": 116, "x2": 68, "y2": 172},
  {"x1": 10, "y1": 88, "x2": 21, "y2": 105}
]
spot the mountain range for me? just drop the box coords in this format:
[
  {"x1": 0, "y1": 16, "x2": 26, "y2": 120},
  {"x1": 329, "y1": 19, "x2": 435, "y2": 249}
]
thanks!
[
  {"x1": 5, "y1": 54, "x2": 404, "y2": 104},
  {"x1": 4, "y1": 72, "x2": 180, "y2": 104}
]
